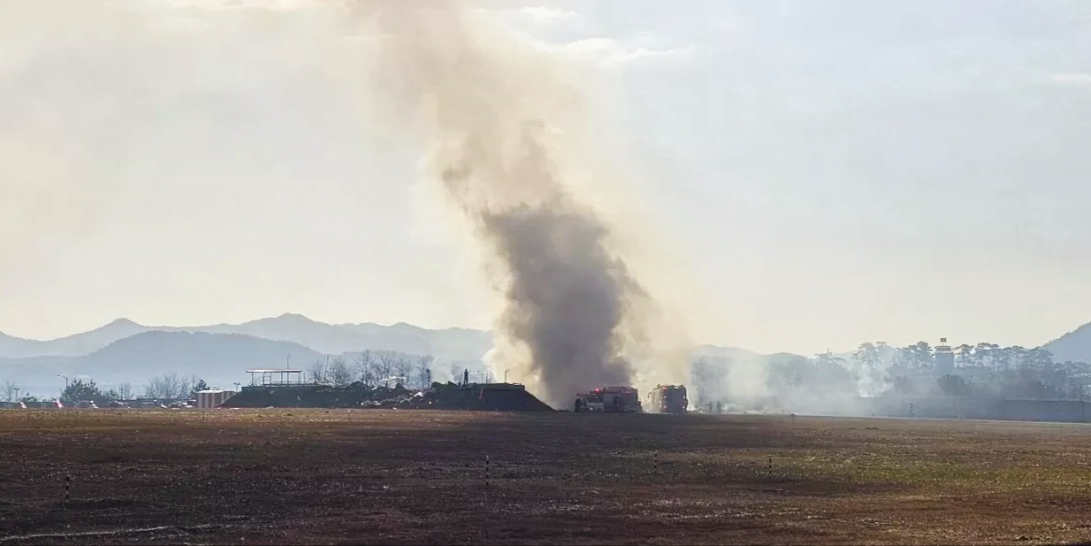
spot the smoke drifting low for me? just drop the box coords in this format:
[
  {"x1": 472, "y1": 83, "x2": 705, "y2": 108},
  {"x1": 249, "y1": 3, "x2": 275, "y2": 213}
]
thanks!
[{"x1": 355, "y1": 1, "x2": 688, "y2": 407}]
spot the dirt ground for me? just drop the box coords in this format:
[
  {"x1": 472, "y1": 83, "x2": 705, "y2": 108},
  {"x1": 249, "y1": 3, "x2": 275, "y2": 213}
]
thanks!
[{"x1": 2, "y1": 410, "x2": 1091, "y2": 545}]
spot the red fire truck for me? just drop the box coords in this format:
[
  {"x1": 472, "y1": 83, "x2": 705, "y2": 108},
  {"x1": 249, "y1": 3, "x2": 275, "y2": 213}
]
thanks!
[
  {"x1": 648, "y1": 384, "x2": 688, "y2": 415},
  {"x1": 574, "y1": 386, "x2": 642, "y2": 413}
]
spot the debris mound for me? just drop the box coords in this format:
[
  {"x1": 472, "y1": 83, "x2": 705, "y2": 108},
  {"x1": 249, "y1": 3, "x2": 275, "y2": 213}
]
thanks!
[
  {"x1": 219, "y1": 382, "x2": 552, "y2": 412},
  {"x1": 427, "y1": 382, "x2": 553, "y2": 412}
]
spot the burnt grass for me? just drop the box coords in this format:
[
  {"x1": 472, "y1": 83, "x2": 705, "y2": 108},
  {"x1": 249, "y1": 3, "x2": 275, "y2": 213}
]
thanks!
[{"x1": 2, "y1": 411, "x2": 1091, "y2": 545}]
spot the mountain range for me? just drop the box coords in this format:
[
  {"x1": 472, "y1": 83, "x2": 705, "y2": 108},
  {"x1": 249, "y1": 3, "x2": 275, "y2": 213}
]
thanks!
[
  {"x1": 0, "y1": 314, "x2": 496, "y2": 397},
  {"x1": 0, "y1": 332, "x2": 325, "y2": 396},
  {"x1": 0, "y1": 313, "x2": 493, "y2": 361},
  {"x1": 3, "y1": 313, "x2": 1091, "y2": 399}
]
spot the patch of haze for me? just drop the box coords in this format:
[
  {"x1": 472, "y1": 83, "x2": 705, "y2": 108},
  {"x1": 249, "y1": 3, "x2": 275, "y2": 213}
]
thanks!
[
  {"x1": 0, "y1": 1, "x2": 147, "y2": 287},
  {"x1": 1, "y1": 0, "x2": 404, "y2": 336},
  {"x1": 351, "y1": 0, "x2": 691, "y2": 408},
  {"x1": 692, "y1": 352, "x2": 889, "y2": 417},
  {"x1": 1, "y1": 0, "x2": 363, "y2": 293}
]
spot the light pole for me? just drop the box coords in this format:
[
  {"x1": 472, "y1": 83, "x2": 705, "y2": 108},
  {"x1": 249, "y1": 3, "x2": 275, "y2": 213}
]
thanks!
[
  {"x1": 504, "y1": 369, "x2": 510, "y2": 383},
  {"x1": 57, "y1": 374, "x2": 69, "y2": 389}
]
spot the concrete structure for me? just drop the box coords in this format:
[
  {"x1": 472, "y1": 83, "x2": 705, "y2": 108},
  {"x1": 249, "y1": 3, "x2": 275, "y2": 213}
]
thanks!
[
  {"x1": 195, "y1": 389, "x2": 236, "y2": 409},
  {"x1": 934, "y1": 337, "x2": 955, "y2": 375}
]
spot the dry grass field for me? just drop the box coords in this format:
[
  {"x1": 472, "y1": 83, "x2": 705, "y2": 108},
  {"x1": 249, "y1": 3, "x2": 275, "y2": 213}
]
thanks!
[{"x1": 2, "y1": 410, "x2": 1091, "y2": 545}]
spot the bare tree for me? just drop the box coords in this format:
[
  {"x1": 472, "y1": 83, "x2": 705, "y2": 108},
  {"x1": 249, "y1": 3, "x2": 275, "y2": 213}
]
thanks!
[
  {"x1": 393, "y1": 356, "x2": 415, "y2": 387},
  {"x1": 375, "y1": 351, "x2": 397, "y2": 386},
  {"x1": 143, "y1": 379, "x2": 161, "y2": 399},
  {"x1": 355, "y1": 350, "x2": 376, "y2": 387},
  {"x1": 417, "y1": 355, "x2": 435, "y2": 388},
  {"x1": 309, "y1": 358, "x2": 328, "y2": 384},
  {"x1": 179, "y1": 375, "x2": 196, "y2": 399},
  {"x1": 2, "y1": 380, "x2": 18, "y2": 402},
  {"x1": 117, "y1": 383, "x2": 133, "y2": 400},
  {"x1": 145, "y1": 372, "x2": 185, "y2": 399},
  {"x1": 328, "y1": 357, "x2": 353, "y2": 387}
]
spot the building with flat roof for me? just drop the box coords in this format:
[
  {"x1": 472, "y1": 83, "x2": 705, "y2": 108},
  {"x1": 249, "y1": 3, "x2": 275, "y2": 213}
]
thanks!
[{"x1": 195, "y1": 389, "x2": 236, "y2": 409}]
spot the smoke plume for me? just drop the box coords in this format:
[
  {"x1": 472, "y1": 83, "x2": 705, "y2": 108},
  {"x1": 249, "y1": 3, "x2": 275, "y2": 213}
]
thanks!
[{"x1": 354, "y1": 1, "x2": 689, "y2": 407}]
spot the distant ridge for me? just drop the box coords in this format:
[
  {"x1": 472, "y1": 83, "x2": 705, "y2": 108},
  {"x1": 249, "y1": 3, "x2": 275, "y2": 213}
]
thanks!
[
  {"x1": 0, "y1": 313, "x2": 494, "y2": 361},
  {"x1": 0, "y1": 331, "x2": 325, "y2": 399},
  {"x1": 1041, "y1": 322, "x2": 1091, "y2": 365},
  {"x1": 0, "y1": 313, "x2": 778, "y2": 399},
  {"x1": 6, "y1": 312, "x2": 1090, "y2": 366},
  {"x1": 8, "y1": 312, "x2": 1090, "y2": 402},
  {"x1": 0, "y1": 318, "x2": 149, "y2": 358}
]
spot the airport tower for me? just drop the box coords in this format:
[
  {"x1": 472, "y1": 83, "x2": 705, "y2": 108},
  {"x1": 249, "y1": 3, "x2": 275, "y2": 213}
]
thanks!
[{"x1": 934, "y1": 337, "x2": 955, "y2": 375}]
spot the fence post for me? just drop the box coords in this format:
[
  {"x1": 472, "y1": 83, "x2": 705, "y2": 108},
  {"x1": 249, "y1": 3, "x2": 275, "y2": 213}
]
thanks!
[
  {"x1": 65, "y1": 474, "x2": 71, "y2": 504},
  {"x1": 483, "y1": 455, "x2": 490, "y2": 542}
]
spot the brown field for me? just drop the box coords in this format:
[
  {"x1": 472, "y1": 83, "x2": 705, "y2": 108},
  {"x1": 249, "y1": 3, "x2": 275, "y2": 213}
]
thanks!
[{"x1": 2, "y1": 410, "x2": 1091, "y2": 545}]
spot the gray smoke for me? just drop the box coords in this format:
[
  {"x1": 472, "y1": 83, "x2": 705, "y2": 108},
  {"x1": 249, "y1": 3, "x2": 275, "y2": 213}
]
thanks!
[{"x1": 355, "y1": 1, "x2": 688, "y2": 407}]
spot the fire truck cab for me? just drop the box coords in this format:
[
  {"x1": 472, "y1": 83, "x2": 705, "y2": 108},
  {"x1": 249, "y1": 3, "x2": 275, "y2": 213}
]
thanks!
[
  {"x1": 576, "y1": 386, "x2": 642, "y2": 413},
  {"x1": 649, "y1": 384, "x2": 688, "y2": 415},
  {"x1": 602, "y1": 386, "x2": 641, "y2": 410}
]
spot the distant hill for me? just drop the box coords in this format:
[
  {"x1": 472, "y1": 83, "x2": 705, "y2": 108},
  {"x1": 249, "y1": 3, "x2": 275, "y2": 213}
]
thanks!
[
  {"x1": 336, "y1": 321, "x2": 493, "y2": 362},
  {"x1": 1041, "y1": 322, "x2": 1091, "y2": 364},
  {"x1": 0, "y1": 332, "x2": 33, "y2": 358},
  {"x1": 0, "y1": 317, "x2": 822, "y2": 401},
  {"x1": 0, "y1": 314, "x2": 494, "y2": 361},
  {"x1": 0, "y1": 331, "x2": 324, "y2": 398},
  {"x1": 0, "y1": 318, "x2": 148, "y2": 358}
]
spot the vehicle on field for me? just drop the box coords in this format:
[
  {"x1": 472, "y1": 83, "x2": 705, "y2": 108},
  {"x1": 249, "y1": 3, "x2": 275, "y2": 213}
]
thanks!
[
  {"x1": 574, "y1": 386, "x2": 642, "y2": 413},
  {"x1": 574, "y1": 393, "x2": 605, "y2": 412},
  {"x1": 648, "y1": 384, "x2": 688, "y2": 415}
]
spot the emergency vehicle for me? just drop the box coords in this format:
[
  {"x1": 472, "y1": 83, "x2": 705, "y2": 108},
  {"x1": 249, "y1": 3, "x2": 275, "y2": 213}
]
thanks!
[
  {"x1": 648, "y1": 384, "x2": 688, "y2": 414},
  {"x1": 574, "y1": 386, "x2": 642, "y2": 413}
]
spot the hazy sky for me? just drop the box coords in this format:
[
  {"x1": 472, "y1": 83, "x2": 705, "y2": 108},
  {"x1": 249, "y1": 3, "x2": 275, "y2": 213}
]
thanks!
[{"x1": 2, "y1": 0, "x2": 1090, "y2": 354}]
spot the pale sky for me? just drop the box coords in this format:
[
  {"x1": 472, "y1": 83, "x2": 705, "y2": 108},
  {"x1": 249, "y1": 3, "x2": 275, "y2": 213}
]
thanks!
[{"x1": 2, "y1": 0, "x2": 1090, "y2": 355}]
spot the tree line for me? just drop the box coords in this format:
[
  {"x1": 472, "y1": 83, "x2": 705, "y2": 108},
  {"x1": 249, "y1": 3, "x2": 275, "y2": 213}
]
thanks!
[
  {"x1": 1, "y1": 373, "x2": 212, "y2": 405},
  {"x1": 846, "y1": 341, "x2": 1077, "y2": 372},
  {"x1": 1, "y1": 350, "x2": 486, "y2": 405},
  {"x1": 308, "y1": 350, "x2": 436, "y2": 389},
  {"x1": 845, "y1": 341, "x2": 1091, "y2": 399},
  {"x1": 689, "y1": 341, "x2": 1091, "y2": 404}
]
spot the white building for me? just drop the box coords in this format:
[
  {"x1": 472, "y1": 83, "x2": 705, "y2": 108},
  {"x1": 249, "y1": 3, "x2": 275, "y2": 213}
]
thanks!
[
  {"x1": 195, "y1": 389, "x2": 236, "y2": 409},
  {"x1": 934, "y1": 337, "x2": 955, "y2": 375}
]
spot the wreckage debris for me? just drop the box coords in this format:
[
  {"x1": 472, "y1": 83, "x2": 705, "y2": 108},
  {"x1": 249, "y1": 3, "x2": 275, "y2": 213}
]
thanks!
[{"x1": 219, "y1": 382, "x2": 553, "y2": 412}]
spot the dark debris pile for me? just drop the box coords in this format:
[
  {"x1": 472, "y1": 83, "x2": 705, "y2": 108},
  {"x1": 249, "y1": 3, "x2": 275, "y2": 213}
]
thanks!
[{"x1": 219, "y1": 382, "x2": 553, "y2": 412}]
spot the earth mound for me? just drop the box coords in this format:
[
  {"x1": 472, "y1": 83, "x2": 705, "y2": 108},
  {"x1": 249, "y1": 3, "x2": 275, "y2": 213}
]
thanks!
[{"x1": 219, "y1": 382, "x2": 553, "y2": 412}]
